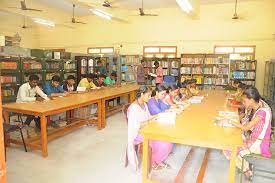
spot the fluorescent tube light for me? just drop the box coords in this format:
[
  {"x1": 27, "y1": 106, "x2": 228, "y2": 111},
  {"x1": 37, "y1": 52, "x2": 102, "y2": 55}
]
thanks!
[
  {"x1": 32, "y1": 18, "x2": 55, "y2": 27},
  {"x1": 176, "y1": 0, "x2": 193, "y2": 13},
  {"x1": 90, "y1": 9, "x2": 112, "y2": 20}
]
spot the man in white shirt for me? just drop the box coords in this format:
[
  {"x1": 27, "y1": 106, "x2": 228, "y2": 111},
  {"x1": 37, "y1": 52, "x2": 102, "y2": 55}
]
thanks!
[{"x1": 17, "y1": 75, "x2": 49, "y2": 129}]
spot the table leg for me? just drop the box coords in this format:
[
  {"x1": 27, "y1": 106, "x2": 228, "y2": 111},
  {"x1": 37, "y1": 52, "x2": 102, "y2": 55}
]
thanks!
[
  {"x1": 97, "y1": 100, "x2": 102, "y2": 130},
  {"x1": 3, "y1": 111, "x2": 9, "y2": 124},
  {"x1": 228, "y1": 147, "x2": 237, "y2": 183},
  {"x1": 40, "y1": 115, "x2": 48, "y2": 157},
  {"x1": 142, "y1": 137, "x2": 149, "y2": 182},
  {"x1": 101, "y1": 99, "x2": 106, "y2": 128}
]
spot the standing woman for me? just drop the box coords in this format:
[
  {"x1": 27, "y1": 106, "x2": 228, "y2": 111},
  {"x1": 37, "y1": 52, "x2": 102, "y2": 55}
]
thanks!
[
  {"x1": 127, "y1": 86, "x2": 172, "y2": 171},
  {"x1": 154, "y1": 61, "x2": 163, "y2": 87},
  {"x1": 224, "y1": 86, "x2": 272, "y2": 179}
]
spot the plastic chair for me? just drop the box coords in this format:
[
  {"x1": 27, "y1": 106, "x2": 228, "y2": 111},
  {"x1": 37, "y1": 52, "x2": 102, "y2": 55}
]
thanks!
[{"x1": 163, "y1": 76, "x2": 176, "y2": 87}]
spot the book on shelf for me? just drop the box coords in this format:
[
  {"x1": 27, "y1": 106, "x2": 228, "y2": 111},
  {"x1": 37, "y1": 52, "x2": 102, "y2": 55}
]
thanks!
[
  {"x1": 0, "y1": 75, "x2": 17, "y2": 83},
  {"x1": 171, "y1": 60, "x2": 179, "y2": 68},
  {"x1": 46, "y1": 62, "x2": 60, "y2": 70},
  {"x1": 23, "y1": 61, "x2": 42, "y2": 70},
  {"x1": 192, "y1": 66, "x2": 203, "y2": 74},
  {"x1": 124, "y1": 56, "x2": 140, "y2": 65},
  {"x1": 1, "y1": 88, "x2": 15, "y2": 97},
  {"x1": 180, "y1": 67, "x2": 192, "y2": 74},
  {"x1": 64, "y1": 62, "x2": 76, "y2": 70},
  {"x1": 203, "y1": 67, "x2": 216, "y2": 74},
  {"x1": 204, "y1": 77, "x2": 215, "y2": 85},
  {"x1": 217, "y1": 65, "x2": 229, "y2": 75},
  {"x1": 1, "y1": 61, "x2": 17, "y2": 69},
  {"x1": 64, "y1": 73, "x2": 77, "y2": 79},
  {"x1": 231, "y1": 61, "x2": 256, "y2": 70},
  {"x1": 24, "y1": 74, "x2": 42, "y2": 82},
  {"x1": 205, "y1": 57, "x2": 229, "y2": 64},
  {"x1": 81, "y1": 59, "x2": 87, "y2": 66},
  {"x1": 216, "y1": 78, "x2": 228, "y2": 85},
  {"x1": 171, "y1": 69, "x2": 179, "y2": 76},
  {"x1": 232, "y1": 71, "x2": 255, "y2": 79},
  {"x1": 181, "y1": 57, "x2": 204, "y2": 64}
]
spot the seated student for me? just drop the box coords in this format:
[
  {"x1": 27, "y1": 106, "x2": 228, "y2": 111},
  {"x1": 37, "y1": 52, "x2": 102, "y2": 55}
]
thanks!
[
  {"x1": 43, "y1": 75, "x2": 67, "y2": 97},
  {"x1": 228, "y1": 83, "x2": 247, "y2": 107},
  {"x1": 127, "y1": 86, "x2": 172, "y2": 170},
  {"x1": 63, "y1": 75, "x2": 77, "y2": 92},
  {"x1": 224, "y1": 86, "x2": 272, "y2": 180},
  {"x1": 78, "y1": 74, "x2": 97, "y2": 89},
  {"x1": 163, "y1": 84, "x2": 180, "y2": 106},
  {"x1": 188, "y1": 79, "x2": 199, "y2": 96},
  {"x1": 16, "y1": 75, "x2": 49, "y2": 129},
  {"x1": 95, "y1": 60, "x2": 107, "y2": 75},
  {"x1": 179, "y1": 80, "x2": 189, "y2": 99},
  {"x1": 232, "y1": 79, "x2": 242, "y2": 90},
  {"x1": 104, "y1": 72, "x2": 117, "y2": 85},
  {"x1": 147, "y1": 85, "x2": 170, "y2": 115},
  {"x1": 94, "y1": 74, "x2": 107, "y2": 87}
]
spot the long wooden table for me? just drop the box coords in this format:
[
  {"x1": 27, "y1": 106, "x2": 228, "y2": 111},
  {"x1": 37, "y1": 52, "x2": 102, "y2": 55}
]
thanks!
[
  {"x1": 141, "y1": 90, "x2": 243, "y2": 183},
  {"x1": 2, "y1": 84, "x2": 139, "y2": 157}
]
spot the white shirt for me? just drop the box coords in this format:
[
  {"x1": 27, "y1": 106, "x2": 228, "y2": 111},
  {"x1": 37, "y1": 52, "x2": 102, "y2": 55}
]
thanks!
[{"x1": 16, "y1": 83, "x2": 49, "y2": 103}]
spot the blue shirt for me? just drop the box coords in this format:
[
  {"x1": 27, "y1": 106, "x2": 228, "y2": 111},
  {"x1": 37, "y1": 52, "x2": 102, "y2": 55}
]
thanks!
[
  {"x1": 159, "y1": 100, "x2": 170, "y2": 111},
  {"x1": 43, "y1": 82, "x2": 64, "y2": 96}
]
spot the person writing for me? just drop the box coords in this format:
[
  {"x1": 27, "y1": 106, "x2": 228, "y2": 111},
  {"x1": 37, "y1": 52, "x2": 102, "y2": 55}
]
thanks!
[
  {"x1": 104, "y1": 72, "x2": 117, "y2": 85},
  {"x1": 63, "y1": 75, "x2": 77, "y2": 92},
  {"x1": 16, "y1": 74, "x2": 49, "y2": 129},
  {"x1": 78, "y1": 74, "x2": 97, "y2": 89},
  {"x1": 43, "y1": 75, "x2": 67, "y2": 97},
  {"x1": 94, "y1": 74, "x2": 107, "y2": 87}
]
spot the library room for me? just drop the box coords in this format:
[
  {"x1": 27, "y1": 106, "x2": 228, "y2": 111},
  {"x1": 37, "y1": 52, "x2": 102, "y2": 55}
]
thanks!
[{"x1": 0, "y1": 0, "x2": 274, "y2": 183}]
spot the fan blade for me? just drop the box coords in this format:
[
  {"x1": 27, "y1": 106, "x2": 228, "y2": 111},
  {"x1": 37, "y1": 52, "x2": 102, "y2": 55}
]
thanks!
[
  {"x1": 57, "y1": 24, "x2": 75, "y2": 29},
  {"x1": 25, "y1": 8, "x2": 43, "y2": 12},
  {"x1": 75, "y1": 21, "x2": 86, "y2": 24},
  {"x1": 7, "y1": 7, "x2": 21, "y2": 9},
  {"x1": 143, "y1": 14, "x2": 158, "y2": 16}
]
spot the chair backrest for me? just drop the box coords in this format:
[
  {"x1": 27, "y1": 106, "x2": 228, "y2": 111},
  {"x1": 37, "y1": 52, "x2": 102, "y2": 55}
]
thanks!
[{"x1": 122, "y1": 103, "x2": 131, "y2": 124}]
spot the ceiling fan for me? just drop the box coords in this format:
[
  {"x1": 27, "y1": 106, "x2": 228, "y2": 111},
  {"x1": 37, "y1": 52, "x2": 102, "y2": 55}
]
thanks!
[
  {"x1": 232, "y1": 0, "x2": 239, "y2": 19},
  {"x1": 8, "y1": 0, "x2": 43, "y2": 12},
  {"x1": 138, "y1": 0, "x2": 158, "y2": 16},
  {"x1": 71, "y1": 4, "x2": 86, "y2": 24}
]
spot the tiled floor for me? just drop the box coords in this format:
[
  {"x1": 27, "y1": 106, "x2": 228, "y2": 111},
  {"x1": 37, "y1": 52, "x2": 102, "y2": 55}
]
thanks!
[{"x1": 5, "y1": 113, "x2": 272, "y2": 183}]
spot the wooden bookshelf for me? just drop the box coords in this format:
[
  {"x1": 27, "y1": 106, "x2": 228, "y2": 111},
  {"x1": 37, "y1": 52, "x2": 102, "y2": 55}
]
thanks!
[
  {"x1": 120, "y1": 55, "x2": 142, "y2": 83},
  {"x1": 230, "y1": 59, "x2": 257, "y2": 86},
  {"x1": 263, "y1": 60, "x2": 275, "y2": 101},
  {"x1": 180, "y1": 54, "x2": 230, "y2": 88},
  {"x1": 0, "y1": 57, "x2": 21, "y2": 103}
]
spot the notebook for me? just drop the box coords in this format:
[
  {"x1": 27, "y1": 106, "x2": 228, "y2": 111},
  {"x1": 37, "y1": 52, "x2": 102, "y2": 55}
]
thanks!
[
  {"x1": 155, "y1": 112, "x2": 176, "y2": 125},
  {"x1": 77, "y1": 87, "x2": 86, "y2": 92}
]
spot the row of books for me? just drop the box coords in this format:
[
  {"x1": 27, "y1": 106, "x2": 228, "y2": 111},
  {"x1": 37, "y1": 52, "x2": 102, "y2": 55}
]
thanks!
[
  {"x1": 122, "y1": 56, "x2": 140, "y2": 65},
  {"x1": 231, "y1": 61, "x2": 256, "y2": 70},
  {"x1": 171, "y1": 61, "x2": 179, "y2": 68},
  {"x1": 23, "y1": 74, "x2": 42, "y2": 82},
  {"x1": 0, "y1": 75, "x2": 17, "y2": 83},
  {"x1": 1, "y1": 88, "x2": 15, "y2": 97},
  {"x1": 1, "y1": 61, "x2": 18, "y2": 69},
  {"x1": 180, "y1": 67, "x2": 192, "y2": 74},
  {"x1": 181, "y1": 58, "x2": 204, "y2": 64},
  {"x1": 204, "y1": 77, "x2": 216, "y2": 85},
  {"x1": 205, "y1": 57, "x2": 229, "y2": 64},
  {"x1": 23, "y1": 62, "x2": 42, "y2": 70},
  {"x1": 64, "y1": 63, "x2": 76, "y2": 70},
  {"x1": 193, "y1": 76, "x2": 203, "y2": 84},
  {"x1": 121, "y1": 73, "x2": 135, "y2": 81},
  {"x1": 232, "y1": 71, "x2": 256, "y2": 79},
  {"x1": 216, "y1": 78, "x2": 229, "y2": 85},
  {"x1": 242, "y1": 81, "x2": 256, "y2": 85},
  {"x1": 46, "y1": 63, "x2": 60, "y2": 70}
]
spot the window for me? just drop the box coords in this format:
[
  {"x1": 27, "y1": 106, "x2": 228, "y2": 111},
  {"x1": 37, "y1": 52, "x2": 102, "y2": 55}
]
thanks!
[
  {"x1": 143, "y1": 46, "x2": 177, "y2": 58},
  {"x1": 87, "y1": 47, "x2": 114, "y2": 54},
  {"x1": 214, "y1": 45, "x2": 255, "y2": 59}
]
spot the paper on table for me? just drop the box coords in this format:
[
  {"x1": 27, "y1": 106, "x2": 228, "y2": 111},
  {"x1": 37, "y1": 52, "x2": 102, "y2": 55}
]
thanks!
[
  {"x1": 188, "y1": 96, "x2": 203, "y2": 104},
  {"x1": 214, "y1": 117, "x2": 236, "y2": 128},
  {"x1": 218, "y1": 111, "x2": 239, "y2": 117},
  {"x1": 155, "y1": 112, "x2": 176, "y2": 125},
  {"x1": 77, "y1": 87, "x2": 86, "y2": 92},
  {"x1": 149, "y1": 73, "x2": 157, "y2": 77}
]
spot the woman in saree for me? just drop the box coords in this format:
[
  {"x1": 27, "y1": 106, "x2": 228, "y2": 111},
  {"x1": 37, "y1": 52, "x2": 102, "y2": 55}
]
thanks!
[
  {"x1": 224, "y1": 86, "x2": 272, "y2": 179},
  {"x1": 126, "y1": 85, "x2": 172, "y2": 171}
]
